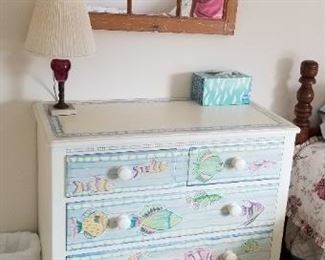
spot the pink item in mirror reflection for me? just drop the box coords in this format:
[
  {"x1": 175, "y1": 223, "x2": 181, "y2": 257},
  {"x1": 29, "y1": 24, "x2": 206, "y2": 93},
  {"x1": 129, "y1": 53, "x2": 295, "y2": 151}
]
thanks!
[{"x1": 193, "y1": 0, "x2": 224, "y2": 19}]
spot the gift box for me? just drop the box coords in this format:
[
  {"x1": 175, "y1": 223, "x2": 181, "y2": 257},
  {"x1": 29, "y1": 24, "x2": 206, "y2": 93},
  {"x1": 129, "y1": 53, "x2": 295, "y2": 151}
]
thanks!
[{"x1": 191, "y1": 71, "x2": 252, "y2": 106}]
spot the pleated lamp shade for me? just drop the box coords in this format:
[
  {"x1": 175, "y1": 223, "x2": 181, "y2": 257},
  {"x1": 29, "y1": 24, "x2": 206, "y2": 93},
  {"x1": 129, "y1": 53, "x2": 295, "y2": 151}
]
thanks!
[{"x1": 25, "y1": 0, "x2": 95, "y2": 58}]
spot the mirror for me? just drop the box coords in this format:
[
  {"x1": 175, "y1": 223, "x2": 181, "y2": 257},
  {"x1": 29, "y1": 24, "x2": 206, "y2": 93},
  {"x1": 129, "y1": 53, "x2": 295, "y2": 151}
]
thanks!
[
  {"x1": 88, "y1": 0, "x2": 238, "y2": 35},
  {"x1": 87, "y1": 0, "x2": 128, "y2": 14},
  {"x1": 131, "y1": 0, "x2": 178, "y2": 16}
]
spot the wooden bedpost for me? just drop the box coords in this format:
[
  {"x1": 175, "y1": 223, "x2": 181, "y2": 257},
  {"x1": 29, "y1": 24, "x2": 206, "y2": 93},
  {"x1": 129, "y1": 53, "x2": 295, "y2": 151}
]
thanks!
[{"x1": 294, "y1": 60, "x2": 319, "y2": 144}]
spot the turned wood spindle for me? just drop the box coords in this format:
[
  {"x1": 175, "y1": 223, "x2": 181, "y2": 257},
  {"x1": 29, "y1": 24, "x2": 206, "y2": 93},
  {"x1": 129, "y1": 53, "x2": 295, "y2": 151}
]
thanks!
[
  {"x1": 127, "y1": 0, "x2": 132, "y2": 15},
  {"x1": 176, "y1": 0, "x2": 182, "y2": 17},
  {"x1": 294, "y1": 60, "x2": 319, "y2": 144}
]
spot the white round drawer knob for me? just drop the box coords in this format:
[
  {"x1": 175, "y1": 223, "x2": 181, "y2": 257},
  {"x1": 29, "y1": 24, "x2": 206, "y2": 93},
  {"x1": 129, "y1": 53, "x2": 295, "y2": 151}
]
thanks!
[
  {"x1": 227, "y1": 203, "x2": 242, "y2": 217},
  {"x1": 222, "y1": 250, "x2": 239, "y2": 260},
  {"x1": 231, "y1": 157, "x2": 247, "y2": 170},
  {"x1": 117, "y1": 166, "x2": 133, "y2": 180},
  {"x1": 117, "y1": 214, "x2": 131, "y2": 230}
]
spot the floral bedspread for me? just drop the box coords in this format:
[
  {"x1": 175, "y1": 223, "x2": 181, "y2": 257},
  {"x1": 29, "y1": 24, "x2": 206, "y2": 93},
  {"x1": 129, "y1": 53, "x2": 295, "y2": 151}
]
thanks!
[
  {"x1": 285, "y1": 217, "x2": 325, "y2": 260},
  {"x1": 286, "y1": 137, "x2": 325, "y2": 256}
]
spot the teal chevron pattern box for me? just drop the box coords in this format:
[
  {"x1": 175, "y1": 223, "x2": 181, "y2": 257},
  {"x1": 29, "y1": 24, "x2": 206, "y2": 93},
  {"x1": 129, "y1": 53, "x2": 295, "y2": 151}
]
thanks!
[{"x1": 191, "y1": 71, "x2": 252, "y2": 106}]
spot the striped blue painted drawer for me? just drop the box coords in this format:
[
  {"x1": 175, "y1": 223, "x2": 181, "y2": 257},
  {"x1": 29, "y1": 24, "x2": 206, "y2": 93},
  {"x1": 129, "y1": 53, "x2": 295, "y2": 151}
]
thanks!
[
  {"x1": 66, "y1": 182, "x2": 278, "y2": 251},
  {"x1": 65, "y1": 149, "x2": 188, "y2": 197},
  {"x1": 188, "y1": 139, "x2": 284, "y2": 185},
  {"x1": 67, "y1": 227, "x2": 273, "y2": 260}
]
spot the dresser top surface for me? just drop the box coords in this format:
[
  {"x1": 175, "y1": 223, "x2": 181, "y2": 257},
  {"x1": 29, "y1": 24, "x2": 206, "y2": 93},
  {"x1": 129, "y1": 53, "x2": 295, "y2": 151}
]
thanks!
[{"x1": 34, "y1": 99, "x2": 298, "y2": 142}]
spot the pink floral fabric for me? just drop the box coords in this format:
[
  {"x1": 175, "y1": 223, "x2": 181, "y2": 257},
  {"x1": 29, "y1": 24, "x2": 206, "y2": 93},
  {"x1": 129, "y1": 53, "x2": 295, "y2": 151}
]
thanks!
[
  {"x1": 286, "y1": 137, "x2": 325, "y2": 252},
  {"x1": 285, "y1": 218, "x2": 325, "y2": 260},
  {"x1": 314, "y1": 178, "x2": 325, "y2": 200},
  {"x1": 193, "y1": 0, "x2": 224, "y2": 19}
]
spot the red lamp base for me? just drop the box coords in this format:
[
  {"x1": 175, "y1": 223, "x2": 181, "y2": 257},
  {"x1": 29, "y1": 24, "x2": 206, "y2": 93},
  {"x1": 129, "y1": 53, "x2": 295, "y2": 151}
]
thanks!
[
  {"x1": 53, "y1": 81, "x2": 70, "y2": 109},
  {"x1": 51, "y1": 59, "x2": 71, "y2": 109},
  {"x1": 50, "y1": 59, "x2": 76, "y2": 116}
]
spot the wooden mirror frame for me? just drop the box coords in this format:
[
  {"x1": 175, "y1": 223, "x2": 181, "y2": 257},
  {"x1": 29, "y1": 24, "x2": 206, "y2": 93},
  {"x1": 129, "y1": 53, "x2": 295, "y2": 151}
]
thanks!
[{"x1": 89, "y1": 0, "x2": 238, "y2": 35}]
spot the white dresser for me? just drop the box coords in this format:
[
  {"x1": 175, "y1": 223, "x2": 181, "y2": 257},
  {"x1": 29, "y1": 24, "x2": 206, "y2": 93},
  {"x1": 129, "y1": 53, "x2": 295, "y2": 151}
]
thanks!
[{"x1": 33, "y1": 99, "x2": 299, "y2": 260}]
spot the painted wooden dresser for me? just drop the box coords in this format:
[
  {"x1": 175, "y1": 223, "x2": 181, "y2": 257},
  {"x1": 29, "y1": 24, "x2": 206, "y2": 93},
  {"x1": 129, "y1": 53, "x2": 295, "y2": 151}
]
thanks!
[{"x1": 33, "y1": 99, "x2": 299, "y2": 260}]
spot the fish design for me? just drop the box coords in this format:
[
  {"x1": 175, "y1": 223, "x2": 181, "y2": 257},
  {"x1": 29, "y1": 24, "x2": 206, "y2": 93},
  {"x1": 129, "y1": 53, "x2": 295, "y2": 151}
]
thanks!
[
  {"x1": 133, "y1": 160, "x2": 169, "y2": 178},
  {"x1": 70, "y1": 206, "x2": 182, "y2": 239},
  {"x1": 72, "y1": 176, "x2": 112, "y2": 195},
  {"x1": 192, "y1": 151, "x2": 224, "y2": 182},
  {"x1": 95, "y1": 176, "x2": 113, "y2": 192},
  {"x1": 73, "y1": 181, "x2": 84, "y2": 194},
  {"x1": 186, "y1": 191, "x2": 222, "y2": 209},
  {"x1": 69, "y1": 217, "x2": 78, "y2": 239},
  {"x1": 240, "y1": 201, "x2": 264, "y2": 226},
  {"x1": 75, "y1": 210, "x2": 109, "y2": 239},
  {"x1": 137, "y1": 205, "x2": 183, "y2": 234},
  {"x1": 248, "y1": 160, "x2": 276, "y2": 173},
  {"x1": 241, "y1": 239, "x2": 259, "y2": 253}
]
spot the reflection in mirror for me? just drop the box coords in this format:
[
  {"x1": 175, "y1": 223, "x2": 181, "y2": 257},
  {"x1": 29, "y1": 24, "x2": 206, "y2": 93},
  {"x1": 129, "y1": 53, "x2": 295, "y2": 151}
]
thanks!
[
  {"x1": 132, "y1": 0, "x2": 177, "y2": 16},
  {"x1": 170, "y1": 0, "x2": 192, "y2": 17},
  {"x1": 87, "y1": 0, "x2": 225, "y2": 19},
  {"x1": 192, "y1": 0, "x2": 224, "y2": 19},
  {"x1": 86, "y1": 0, "x2": 127, "y2": 14},
  {"x1": 88, "y1": 0, "x2": 237, "y2": 34},
  {"x1": 171, "y1": 0, "x2": 225, "y2": 18}
]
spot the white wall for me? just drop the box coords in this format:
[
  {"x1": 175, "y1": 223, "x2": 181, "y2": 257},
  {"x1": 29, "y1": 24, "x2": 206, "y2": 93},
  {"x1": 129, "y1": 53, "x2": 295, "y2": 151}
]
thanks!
[{"x1": 0, "y1": 0, "x2": 324, "y2": 232}]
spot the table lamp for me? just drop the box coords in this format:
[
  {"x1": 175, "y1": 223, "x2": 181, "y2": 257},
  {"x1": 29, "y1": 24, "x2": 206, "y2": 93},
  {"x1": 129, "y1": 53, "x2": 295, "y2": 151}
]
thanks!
[{"x1": 25, "y1": 0, "x2": 95, "y2": 116}]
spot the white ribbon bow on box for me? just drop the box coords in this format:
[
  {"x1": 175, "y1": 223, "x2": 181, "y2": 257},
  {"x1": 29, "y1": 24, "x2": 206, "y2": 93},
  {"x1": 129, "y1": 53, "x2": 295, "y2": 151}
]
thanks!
[{"x1": 204, "y1": 71, "x2": 241, "y2": 77}]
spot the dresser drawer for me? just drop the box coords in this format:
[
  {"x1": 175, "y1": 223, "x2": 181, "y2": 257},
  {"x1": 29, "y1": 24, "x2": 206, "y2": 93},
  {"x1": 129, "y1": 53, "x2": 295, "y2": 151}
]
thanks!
[
  {"x1": 66, "y1": 182, "x2": 278, "y2": 251},
  {"x1": 188, "y1": 139, "x2": 284, "y2": 185},
  {"x1": 65, "y1": 149, "x2": 188, "y2": 197},
  {"x1": 67, "y1": 227, "x2": 272, "y2": 260}
]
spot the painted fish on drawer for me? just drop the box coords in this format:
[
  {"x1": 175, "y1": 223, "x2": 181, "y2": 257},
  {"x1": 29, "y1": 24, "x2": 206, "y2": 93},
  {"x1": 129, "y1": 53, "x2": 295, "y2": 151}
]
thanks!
[
  {"x1": 70, "y1": 158, "x2": 170, "y2": 196},
  {"x1": 73, "y1": 211, "x2": 109, "y2": 239},
  {"x1": 125, "y1": 240, "x2": 261, "y2": 260},
  {"x1": 65, "y1": 149, "x2": 189, "y2": 198},
  {"x1": 186, "y1": 191, "x2": 223, "y2": 209},
  {"x1": 240, "y1": 201, "x2": 265, "y2": 226},
  {"x1": 69, "y1": 205, "x2": 182, "y2": 239},
  {"x1": 138, "y1": 205, "x2": 183, "y2": 234},
  {"x1": 192, "y1": 151, "x2": 224, "y2": 182},
  {"x1": 188, "y1": 142, "x2": 283, "y2": 185},
  {"x1": 240, "y1": 239, "x2": 260, "y2": 253},
  {"x1": 66, "y1": 183, "x2": 277, "y2": 251},
  {"x1": 67, "y1": 234, "x2": 270, "y2": 260},
  {"x1": 127, "y1": 248, "x2": 220, "y2": 260},
  {"x1": 72, "y1": 176, "x2": 113, "y2": 195}
]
